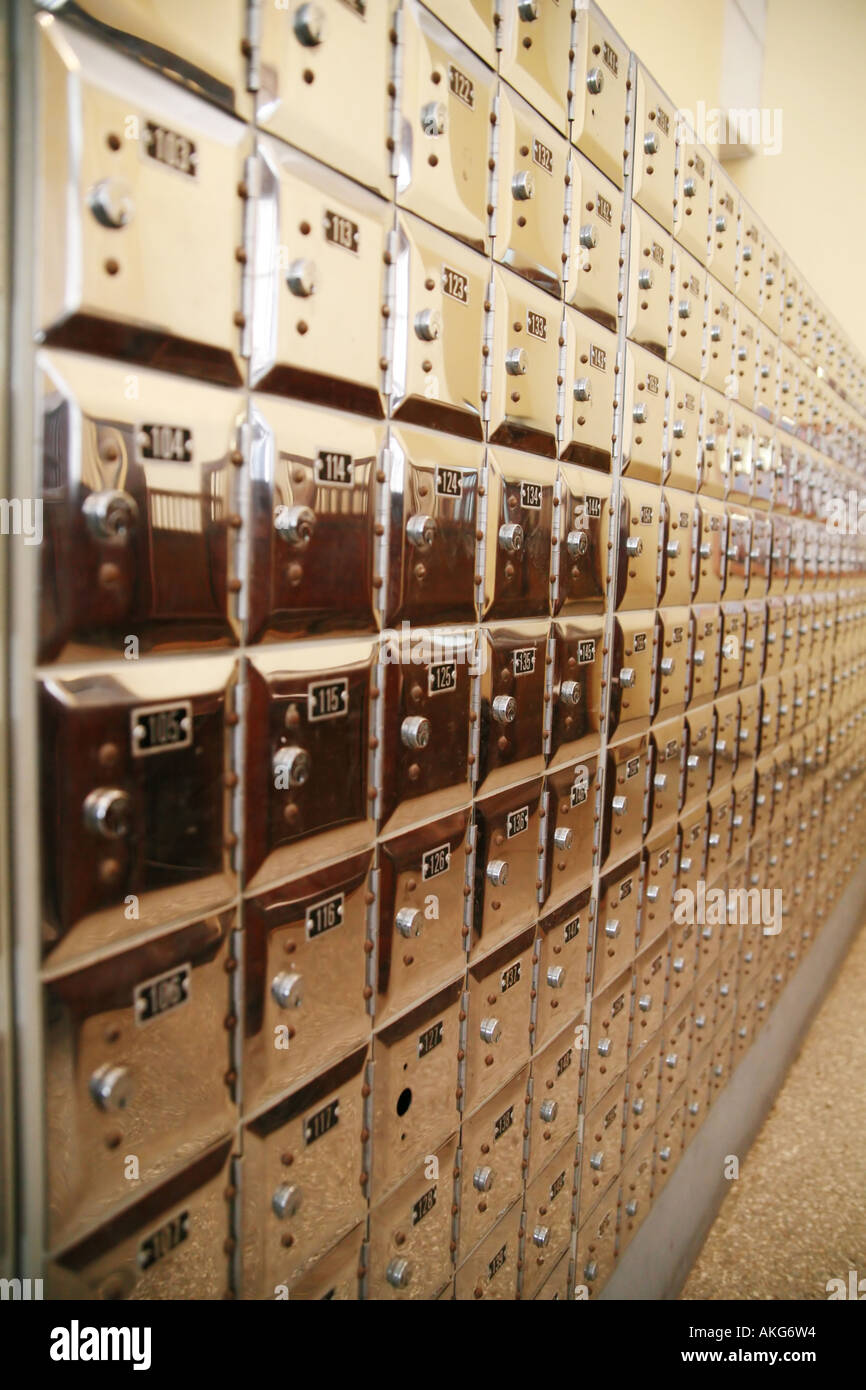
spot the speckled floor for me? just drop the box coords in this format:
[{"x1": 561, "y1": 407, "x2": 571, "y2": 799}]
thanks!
[{"x1": 680, "y1": 920, "x2": 866, "y2": 1301}]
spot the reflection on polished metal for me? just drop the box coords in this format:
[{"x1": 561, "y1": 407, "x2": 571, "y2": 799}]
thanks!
[{"x1": 5, "y1": 0, "x2": 866, "y2": 1308}]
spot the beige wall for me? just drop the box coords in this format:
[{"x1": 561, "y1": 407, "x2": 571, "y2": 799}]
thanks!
[{"x1": 598, "y1": 0, "x2": 866, "y2": 355}]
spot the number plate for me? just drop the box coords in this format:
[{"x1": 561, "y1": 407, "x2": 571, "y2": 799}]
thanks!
[
  {"x1": 520, "y1": 480, "x2": 542, "y2": 509},
  {"x1": 436, "y1": 465, "x2": 464, "y2": 496},
  {"x1": 131, "y1": 701, "x2": 192, "y2": 757},
  {"x1": 315, "y1": 451, "x2": 353, "y2": 485},
  {"x1": 305, "y1": 1099, "x2": 340, "y2": 1145},
  {"x1": 422, "y1": 843, "x2": 451, "y2": 879},
  {"x1": 507, "y1": 806, "x2": 530, "y2": 838},
  {"x1": 428, "y1": 661, "x2": 457, "y2": 695},
  {"x1": 324, "y1": 210, "x2": 359, "y2": 253},
  {"x1": 306, "y1": 892, "x2": 344, "y2": 940},
  {"x1": 307, "y1": 679, "x2": 348, "y2": 721},
  {"x1": 134, "y1": 964, "x2": 191, "y2": 1025},
  {"x1": 138, "y1": 1210, "x2": 189, "y2": 1271},
  {"x1": 512, "y1": 648, "x2": 536, "y2": 676},
  {"x1": 140, "y1": 424, "x2": 192, "y2": 462},
  {"x1": 442, "y1": 266, "x2": 469, "y2": 304},
  {"x1": 143, "y1": 121, "x2": 197, "y2": 178},
  {"x1": 448, "y1": 63, "x2": 475, "y2": 109}
]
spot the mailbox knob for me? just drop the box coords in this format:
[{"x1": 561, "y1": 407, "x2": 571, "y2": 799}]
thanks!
[
  {"x1": 511, "y1": 170, "x2": 535, "y2": 201},
  {"x1": 401, "y1": 716, "x2": 431, "y2": 750},
  {"x1": 273, "y1": 746, "x2": 312, "y2": 788},
  {"x1": 665, "y1": 1052, "x2": 679, "y2": 1069},
  {"x1": 479, "y1": 1016, "x2": 502, "y2": 1044},
  {"x1": 625, "y1": 535, "x2": 643, "y2": 556},
  {"x1": 271, "y1": 972, "x2": 304, "y2": 1009},
  {"x1": 532, "y1": 1225, "x2": 550, "y2": 1248},
  {"x1": 604, "y1": 920, "x2": 620, "y2": 939},
  {"x1": 547, "y1": 965, "x2": 567, "y2": 989},
  {"x1": 573, "y1": 376, "x2": 592, "y2": 402},
  {"x1": 559, "y1": 680, "x2": 581, "y2": 707},
  {"x1": 83, "y1": 787, "x2": 132, "y2": 840},
  {"x1": 89, "y1": 1063, "x2": 132, "y2": 1112},
  {"x1": 589, "y1": 1151, "x2": 605, "y2": 1171},
  {"x1": 406, "y1": 513, "x2": 437, "y2": 549},
  {"x1": 518, "y1": 0, "x2": 539, "y2": 18},
  {"x1": 686, "y1": 754, "x2": 700, "y2": 769},
  {"x1": 737, "y1": 347, "x2": 748, "y2": 363},
  {"x1": 498, "y1": 521, "x2": 524, "y2": 553},
  {"x1": 82, "y1": 488, "x2": 140, "y2": 543},
  {"x1": 695, "y1": 1014, "x2": 706, "y2": 1030},
  {"x1": 683, "y1": 177, "x2": 697, "y2": 197},
  {"x1": 420, "y1": 101, "x2": 447, "y2": 136},
  {"x1": 473, "y1": 1166, "x2": 494, "y2": 1193},
  {"x1": 275, "y1": 504, "x2": 316, "y2": 546},
  {"x1": 659, "y1": 1145, "x2": 672, "y2": 1162},
  {"x1": 643, "y1": 131, "x2": 659, "y2": 155},
  {"x1": 597, "y1": 1038, "x2": 612, "y2": 1056},
  {"x1": 715, "y1": 213, "x2": 727, "y2": 233},
  {"x1": 585, "y1": 1259, "x2": 599, "y2": 1281},
  {"x1": 272, "y1": 1183, "x2": 302, "y2": 1218},
  {"x1": 88, "y1": 177, "x2": 134, "y2": 229},
  {"x1": 505, "y1": 347, "x2": 528, "y2": 375},
  {"x1": 638, "y1": 994, "x2": 652, "y2": 1012},
  {"x1": 618, "y1": 667, "x2": 636, "y2": 687},
  {"x1": 293, "y1": 2, "x2": 324, "y2": 45},
  {"x1": 660, "y1": 656, "x2": 675, "y2": 676},
  {"x1": 704, "y1": 436, "x2": 716, "y2": 453},
  {"x1": 540, "y1": 1099, "x2": 558, "y2": 1122},
  {"x1": 742, "y1": 244, "x2": 753, "y2": 261},
  {"x1": 566, "y1": 529, "x2": 589, "y2": 557},
  {"x1": 666, "y1": 539, "x2": 680, "y2": 557},
  {"x1": 710, "y1": 325, "x2": 722, "y2": 343},
  {"x1": 578, "y1": 224, "x2": 597, "y2": 250},
  {"x1": 286, "y1": 258, "x2": 317, "y2": 297},
  {"x1": 693, "y1": 648, "x2": 706, "y2": 665},
  {"x1": 678, "y1": 300, "x2": 691, "y2": 319},
  {"x1": 386, "y1": 1257, "x2": 412, "y2": 1290},
  {"x1": 654, "y1": 773, "x2": 667, "y2": 791},
  {"x1": 611, "y1": 795, "x2": 628, "y2": 816},
  {"x1": 679, "y1": 857, "x2": 692, "y2": 874},
  {"x1": 586, "y1": 67, "x2": 604, "y2": 94},
  {"x1": 626, "y1": 1199, "x2": 639, "y2": 1217},
  {"x1": 765, "y1": 270, "x2": 775, "y2": 285},
  {"x1": 491, "y1": 694, "x2": 517, "y2": 724},
  {"x1": 632, "y1": 1097, "x2": 645, "y2": 1115},
  {"x1": 396, "y1": 907, "x2": 422, "y2": 939},
  {"x1": 645, "y1": 884, "x2": 660, "y2": 902},
  {"x1": 486, "y1": 859, "x2": 509, "y2": 888},
  {"x1": 414, "y1": 308, "x2": 442, "y2": 342},
  {"x1": 637, "y1": 269, "x2": 653, "y2": 292}
]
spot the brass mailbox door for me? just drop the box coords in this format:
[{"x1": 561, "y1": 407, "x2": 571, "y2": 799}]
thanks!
[
  {"x1": 522, "y1": 1144, "x2": 576, "y2": 1299},
  {"x1": 535, "y1": 889, "x2": 591, "y2": 1048},
  {"x1": 458, "y1": 1065, "x2": 529, "y2": 1258},
  {"x1": 549, "y1": 617, "x2": 605, "y2": 766},
  {"x1": 542, "y1": 764, "x2": 597, "y2": 911},
  {"x1": 463, "y1": 925, "x2": 536, "y2": 1113},
  {"x1": 487, "y1": 266, "x2": 561, "y2": 456},
  {"x1": 595, "y1": 854, "x2": 641, "y2": 992},
  {"x1": 609, "y1": 611, "x2": 655, "y2": 739},
  {"x1": 499, "y1": 0, "x2": 574, "y2": 135},
  {"x1": 572, "y1": 7, "x2": 628, "y2": 186},
  {"x1": 472, "y1": 778, "x2": 544, "y2": 960},
  {"x1": 648, "y1": 714, "x2": 684, "y2": 833},
  {"x1": 454, "y1": 1199, "x2": 522, "y2": 1301},
  {"x1": 529, "y1": 1016, "x2": 584, "y2": 1180},
  {"x1": 632, "y1": 66, "x2": 676, "y2": 232},
  {"x1": 368, "y1": 1136, "x2": 458, "y2": 1299},
  {"x1": 665, "y1": 373, "x2": 701, "y2": 492},
  {"x1": 626, "y1": 209, "x2": 672, "y2": 359},
  {"x1": 476, "y1": 622, "x2": 548, "y2": 792},
  {"x1": 565, "y1": 150, "x2": 623, "y2": 330},
  {"x1": 618, "y1": 1129, "x2": 655, "y2": 1253},
  {"x1": 554, "y1": 466, "x2": 612, "y2": 614},
  {"x1": 241, "y1": 1046, "x2": 369, "y2": 1297},
  {"x1": 579, "y1": 1078, "x2": 625, "y2": 1219},
  {"x1": 242, "y1": 854, "x2": 372, "y2": 1113},
  {"x1": 561, "y1": 313, "x2": 619, "y2": 471},
  {"x1": 673, "y1": 133, "x2": 711, "y2": 265},
  {"x1": 481, "y1": 451, "x2": 554, "y2": 621},
  {"x1": 622, "y1": 343, "x2": 668, "y2": 485},
  {"x1": 288, "y1": 1223, "x2": 364, "y2": 1301},
  {"x1": 495, "y1": 84, "x2": 568, "y2": 297},
  {"x1": 371, "y1": 979, "x2": 462, "y2": 1202},
  {"x1": 660, "y1": 489, "x2": 697, "y2": 605},
  {"x1": 245, "y1": 641, "x2": 375, "y2": 891},
  {"x1": 40, "y1": 657, "x2": 237, "y2": 968},
  {"x1": 38, "y1": 352, "x2": 243, "y2": 663},
  {"x1": 585, "y1": 963, "x2": 632, "y2": 1113}
]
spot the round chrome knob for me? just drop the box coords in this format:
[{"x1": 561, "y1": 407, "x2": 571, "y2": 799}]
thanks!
[
  {"x1": 498, "y1": 521, "x2": 524, "y2": 553},
  {"x1": 559, "y1": 680, "x2": 581, "y2": 707},
  {"x1": 532, "y1": 1225, "x2": 550, "y2": 1248},
  {"x1": 643, "y1": 131, "x2": 659, "y2": 155},
  {"x1": 666, "y1": 538, "x2": 680, "y2": 556},
  {"x1": 683, "y1": 177, "x2": 696, "y2": 197},
  {"x1": 275, "y1": 503, "x2": 316, "y2": 547},
  {"x1": 396, "y1": 907, "x2": 422, "y2": 939},
  {"x1": 659, "y1": 1145, "x2": 672, "y2": 1162},
  {"x1": 626, "y1": 1198, "x2": 639, "y2": 1217},
  {"x1": 473, "y1": 1166, "x2": 494, "y2": 1193},
  {"x1": 406, "y1": 513, "x2": 436, "y2": 550},
  {"x1": 715, "y1": 214, "x2": 727, "y2": 233},
  {"x1": 619, "y1": 667, "x2": 636, "y2": 687},
  {"x1": 272, "y1": 1182, "x2": 302, "y2": 1218},
  {"x1": 678, "y1": 300, "x2": 691, "y2": 320},
  {"x1": 479, "y1": 1016, "x2": 502, "y2": 1044},
  {"x1": 547, "y1": 964, "x2": 567, "y2": 988},
  {"x1": 386, "y1": 1257, "x2": 411, "y2": 1290},
  {"x1": 491, "y1": 694, "x2": 516, "y2": 724},
  {"x1": 573, "y1": 377, "x2": 592, "y2": 402},
  {"x1": 567, "y1": 529, "x2": 588, "y2": 557},
  {"x1": 293, "y1": 2, "x2": 324, "y2": 45},
  {"x1": 511, "y1": 170, "x2": 535, "y2": 201},
  {"x1": 286, "y1": 258, "x2": 316, "y2": 297},
  {"x1": 83, "y1": 787, "x2": 132, "y2": 840},
  {"x1": 540, "y1": 1099, "x2": 558, "y2": 1122},
  {"x1": 660, "y1": 656, "x2": 675, "y2": 675},
  {"x1": 710, "y1": 325, "x2": 722, "y2": 343},
  {"x1": 638, "y1": 269, "x2": 653, "y2": 291},
  {"x1": 486, "y1": 859, "x2": 509, "y2": 888},
  {"x1": 625, "y1": 535, "x2": 643, "y2": 556},
  {"x1": 654, "y1": 773, "x2": 667, "y2": 791},
  {"x1": 585, "y1": 1259, "x2": 599, "y2": 1281},
  {"x1": 89, "y1": 1063, "x2": 132, "y2": 1112},
  {"x1": 414, "y1": 308, "x2": 441, "y2": 342},
  {"x1": 273, "y1": 746, "x2": 312, "y2": 788},
  {"x1": 82, "y1": 489, "x2": 139, "y2": 542},
  {"x1": 88, "y1": 177, "x2": 134, "y2": 229},
  {"x1": 632, "y1": 1097, "x2": 645, "y2": 1115},
  {"x1": 611, "y1": 795, "x2": 628, "y2": 816},
  {"x1": 401, "y1": 716, "x2": 430, "y2": 750},
  {"x1": 604, "y1": 919, "x2": 620, "y2": 939},
  {"x1": 586, "y1": 68, "x2": 604, "y2": 95},
  {"x1": 589, "y1": 1151, "x2": 604, "y2": 1171},
  {"x1": 271, "y1": 971, "x2": 304, "y2": 1009},
  {"x1": 597, "y1": 1038, "x2": 612, "y2": 1056},
  {"x1": 421, "y1": 101, "x2": 447, "y2": 136},
  {"x1": 505, "y1": 347, "x2": 529, "y2": 375},
  {"x1": 579, "y1": 224, "x2": 597, "y2": 250},
  {"x1": 638, "y1": 994, "x2": 652, "y2": 1012}
]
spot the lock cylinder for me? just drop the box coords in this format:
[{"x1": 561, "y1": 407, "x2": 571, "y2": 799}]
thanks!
[
  {"x1": 406, "y1": 513, "x2": 436, "y2": 549},
  {"x1": 82, "y1": 489, "x2": 139, "y2": 542},
  {"x1": 286, "y1": 259, "x2": 316, "y2": 297},
  {"x1": 274, "y1": 504, "x2": 316, "y2": 547},
  {"x1": 559, "y1": 680, "x2": 581, "y2": 707},
  {"x1": 293, "y1": 2, "x2": 324, "y2": 45},
  {"x1": 414, "y1": 308, "x2": 441, "y2": 342},
  {"x1": 395, "y1": 907, "x2": 422, "y2": 939},
  {"x1": 511, "y1": 170, "x2": 535, "y2": 201},
  {"x1": 491, "y1": 694, "x2": 517, "y2": 724},
  {"x1": 532, "y1": 1225, "x2": 550, "y2": 1247},
  {"x1": 479, "y1": 1016, "x2": 502, "y2": 1044},
  {"x1": 421, "y1": 101, "x2": 447, "y2": 136},
  {"x1": 87, "y1": 177, "x2": 134, "y2": 229},
  {"x1": 83, "y1": 787, "x2": 132, "y2": 840},
  {"x1": 546, "y1": 964, "x2": 566, "y2": 988},
  {"x1": 498, "y1": 522, "x2": 524, "y2": 553},
  {"x1": 539, "y1": 1099, "x2": 558, "y2": 1123},
  {"x1": 386, "y1": 1257, "x2": 412, "y2": 1290},
  {"x1": 273, "y1": 746, "x2": 312, "y2": 789},
  {"x1": 473, "y1": 1166, "x2": 494, "y2": 1193},
  {"x1": 89, "y1": 1063, "x2": 132, "y2": 1112},
  {"x1": 401, "y1": 716, "x2": 431, "y2": 750},
  {"x1": 552, "y1": 829, "x2": 572, "y2": 854},
  {"x1": 486, "y1": 859, "x2": 509, "y2": 888},
  {"x1": 272, "y1": 1184, "x2": 302, "y2": 1219},
  {"x1": 271, "y1": 971, "x2": 304, "y2": 1009}
]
